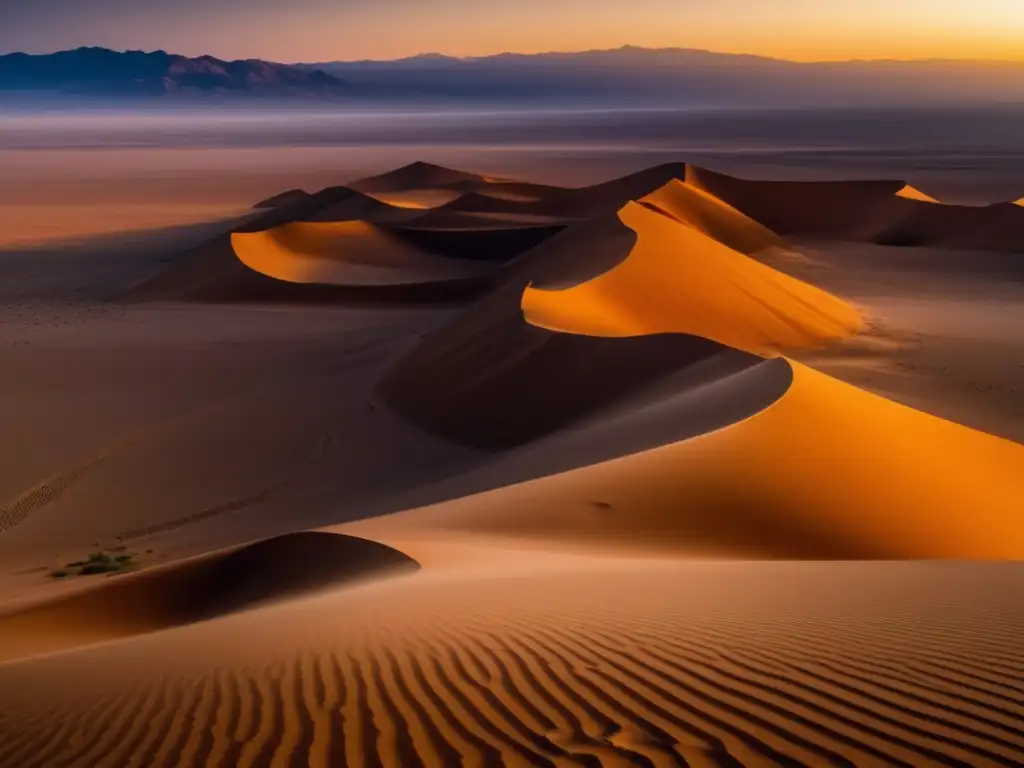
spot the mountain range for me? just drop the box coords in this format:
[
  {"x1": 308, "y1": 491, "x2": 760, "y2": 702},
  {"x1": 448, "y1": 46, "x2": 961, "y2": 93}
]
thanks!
[
  {"x1": 0, "y1": 47, "x2": 346, "y2": 95},
  {"x1": 3, "y1": 46, "x2": 1024, "y2": 105}
]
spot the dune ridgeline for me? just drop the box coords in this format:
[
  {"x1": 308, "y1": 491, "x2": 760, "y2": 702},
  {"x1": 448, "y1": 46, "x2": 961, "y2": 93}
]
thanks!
[{"x1": 1, "y1": 161, "x2": 1023, "y2": 768}]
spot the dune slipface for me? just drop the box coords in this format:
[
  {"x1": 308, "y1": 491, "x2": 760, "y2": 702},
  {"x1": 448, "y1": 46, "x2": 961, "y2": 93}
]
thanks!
[
  {"x1": 639, "y1": 178, "x2": 788, "y2": 255},
  {"x1": 523, "y1": 200, "x2": 863, "y2": 355}
]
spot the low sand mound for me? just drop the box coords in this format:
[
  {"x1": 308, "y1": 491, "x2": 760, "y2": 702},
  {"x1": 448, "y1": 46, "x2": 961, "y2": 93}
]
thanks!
[
  {"x1": 896, "y1": 184, "x2": 940, "y2": 203},
  {"x1": 350, "y1": 161, "x2": 490, "y2": 195},
  {"x1": 523, "y1": 200, "x2": 862, "y2": 356},
  {"x1": 639, "y1": 178, "x2": 787, "y2": 255},
  {"x1": 0, "y1": 532, "x2": 418, "y2": 662},
  {"x1": 230, "y1": 221, "x2": 494, "y2": 286},
  {"x1": 370, "y1": 359, "x2": 1024, "y2": 559}
]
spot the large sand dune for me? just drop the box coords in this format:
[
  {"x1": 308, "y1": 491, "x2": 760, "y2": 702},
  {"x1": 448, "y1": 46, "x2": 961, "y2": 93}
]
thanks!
[
  {"x1": 522, "y1": 200, "x2": 862, "y2": 355},
  {"x1": 2, "y1": 158, "x2": 1024, "y2": 767}
]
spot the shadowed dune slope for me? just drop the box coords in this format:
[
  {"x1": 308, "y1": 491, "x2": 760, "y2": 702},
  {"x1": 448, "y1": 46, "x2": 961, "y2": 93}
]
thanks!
[
  {"x1": 687, "y1": 165, "x2": 911, "y2": 239},
  {"x1": 523, "y1": 201, "x2": 862, "y2": 356},
  {"x1": 377, "y1": 206, "x2": 787, "y2": 448},
  {"x1": 0, "y1": 532, "x2": 419, "y2": 663},
  {"x1": 688, "y1": 165, "x2": 1024, "y2": 252},
  {"x1": 378, "y1": 288, "x2": 736, "y2": 449},
  {"x1": 369, "y1": 359, "x2": 1024, "y2": 560}
]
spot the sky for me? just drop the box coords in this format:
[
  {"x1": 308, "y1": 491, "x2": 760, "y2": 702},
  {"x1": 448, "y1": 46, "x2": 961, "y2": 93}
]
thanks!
[{"x1": 1, "y1": 0, "x2": 1022, "y2": 63}]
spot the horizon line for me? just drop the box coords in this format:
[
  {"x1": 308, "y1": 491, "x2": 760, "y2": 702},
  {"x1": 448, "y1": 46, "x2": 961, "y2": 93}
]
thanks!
[{"x1": 3, "y1": 43, "x2": 1024, "y2": 67}]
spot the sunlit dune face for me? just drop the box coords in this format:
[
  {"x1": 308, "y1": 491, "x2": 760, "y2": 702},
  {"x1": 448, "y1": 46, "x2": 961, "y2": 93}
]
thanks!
[
  {"x1": 230, "y1": 221, "x2": 485, "y2": 285},
  {"x1": 365, "y1": 190, "x2": 460, "y2": 209},
  {"x1": 896, "y1": 185, "x2": 940, "y2": 204},
  {"x1": 522, "y1": 200, "x2": 862, "y2": 356}
]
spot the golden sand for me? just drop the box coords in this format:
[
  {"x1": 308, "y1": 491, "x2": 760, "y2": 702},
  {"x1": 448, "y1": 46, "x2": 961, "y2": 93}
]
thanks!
[
  {"x1": 895, "y1": 184, "x2": 940, "y2": 203},
  {"x1": 1, "y1": 160, "x2": 1023, "y2": 768},
  {"x1": 523, "y1": 200, "x2": 863, "y2": 355}
]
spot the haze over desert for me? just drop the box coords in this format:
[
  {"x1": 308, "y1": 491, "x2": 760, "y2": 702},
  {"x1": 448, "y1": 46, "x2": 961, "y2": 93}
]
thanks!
[{"x1": 2, "y1": 7, "x2": 1024, "y2": 765}]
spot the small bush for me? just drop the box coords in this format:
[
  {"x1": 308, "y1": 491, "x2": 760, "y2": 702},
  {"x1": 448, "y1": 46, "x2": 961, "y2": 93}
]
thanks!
[{"x1": 54, "y1": 550, "x2": 138, "y2": 578}]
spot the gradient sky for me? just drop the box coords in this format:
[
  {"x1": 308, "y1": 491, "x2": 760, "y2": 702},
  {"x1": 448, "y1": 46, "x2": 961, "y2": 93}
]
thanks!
[{"x1": 1, "y1": 0, "x2": 1022, "y2": 63}]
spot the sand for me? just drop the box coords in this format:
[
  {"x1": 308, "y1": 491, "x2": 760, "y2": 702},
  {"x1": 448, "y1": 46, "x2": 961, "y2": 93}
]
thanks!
[
  {"x1": 1, "y1": 158, "x2": 1023, "y2": 767},
  {"x1": 522, "y1": 199, "x2": 863, "y2": 356}
]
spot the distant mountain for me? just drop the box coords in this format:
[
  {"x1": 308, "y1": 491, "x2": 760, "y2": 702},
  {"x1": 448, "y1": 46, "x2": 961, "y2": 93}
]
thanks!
[
  {"x1": 0, "y1": 47, "x2": 347, "y2": 96},
  {"x1": 303, "y1": 45, "x2": 1024, "y2": 106},
  {"x1": 4, "y1": 45, "x2": 1023, "y2": 105}
]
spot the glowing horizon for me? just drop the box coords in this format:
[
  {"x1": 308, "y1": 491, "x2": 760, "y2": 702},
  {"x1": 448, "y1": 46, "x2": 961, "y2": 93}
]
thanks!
[{"x1": 2, "y1": 0, "x2": 1023, "y2": 64}]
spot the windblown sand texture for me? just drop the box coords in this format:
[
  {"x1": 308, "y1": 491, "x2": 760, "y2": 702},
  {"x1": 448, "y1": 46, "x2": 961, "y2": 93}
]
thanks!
[{"x1": 1, "y1": 160, "x2": 1023, "y2": 767}]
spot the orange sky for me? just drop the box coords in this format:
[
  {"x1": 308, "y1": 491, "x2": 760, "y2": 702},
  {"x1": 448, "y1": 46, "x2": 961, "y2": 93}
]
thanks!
[{"x1": 4, "y1": 0, "x2": 1023, "y2": 63}]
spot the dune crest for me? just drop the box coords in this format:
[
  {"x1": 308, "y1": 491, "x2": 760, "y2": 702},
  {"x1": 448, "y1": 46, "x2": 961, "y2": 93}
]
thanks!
[
  {"x1": 896, "y1": 184, "x2": 940, "y2": 203},
  {"x1": 522, "y1": 200, "x2": 862, "y2": 356},
  {"x1": 230, "y1": 221, "x2": 490, "y2": 286},
  {"x1": 639, "y1": 178, "x2": 788, "y2": 254}
]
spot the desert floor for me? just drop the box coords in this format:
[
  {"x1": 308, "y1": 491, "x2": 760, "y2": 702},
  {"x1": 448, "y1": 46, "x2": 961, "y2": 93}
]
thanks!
[{"x1": 0, "y1": 141, "x2": 1022, "y2": 767}]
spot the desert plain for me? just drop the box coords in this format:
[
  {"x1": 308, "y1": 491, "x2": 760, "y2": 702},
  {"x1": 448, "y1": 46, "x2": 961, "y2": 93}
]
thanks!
[{"x1": 0, "y1": 113, "x2": 1022, "y2": 767}]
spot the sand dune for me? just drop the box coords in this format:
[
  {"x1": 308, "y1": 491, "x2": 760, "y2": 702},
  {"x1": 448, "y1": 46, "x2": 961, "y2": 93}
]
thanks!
[
  {"x1": 350, "y1": 161, "x2": 492, "y2": 195},
  {"x1": 688, "y1": 165, "x2": 1024, "y2": 252},
  {"x1": 230, "y1": 221, "x2": 493, "y2": 286},
  {"x1": 253, "y1": 188, "x2": 312, "y2": 209},
  {"x1": 371, "y1": 358, "x2": 1024, "y2": 559},
  {"x1": 0, "y1": 532, "x2": 418, "y2": 663},
  {"x1": 3, "y1": 158, "x2": 1024, "y2": 767},
  {"x1": 638, "y1": 179, "x2": 787, "y2": 255},
  {"x1": 523, "y1": 200, "x2": 862, "y2": 356}
]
